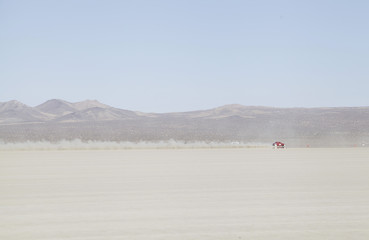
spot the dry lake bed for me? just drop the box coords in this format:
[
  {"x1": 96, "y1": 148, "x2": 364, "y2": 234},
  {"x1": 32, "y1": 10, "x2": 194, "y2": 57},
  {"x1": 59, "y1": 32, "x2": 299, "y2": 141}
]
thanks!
[{"x1": 1, "y1": 148, "x2": 369, "y2": 240}]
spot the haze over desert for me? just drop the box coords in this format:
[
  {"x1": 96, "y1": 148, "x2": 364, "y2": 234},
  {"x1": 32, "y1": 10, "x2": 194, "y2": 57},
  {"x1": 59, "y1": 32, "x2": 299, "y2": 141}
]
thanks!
[{"x1": 1, "y1": 99, "x2": 369, "y2": 147}]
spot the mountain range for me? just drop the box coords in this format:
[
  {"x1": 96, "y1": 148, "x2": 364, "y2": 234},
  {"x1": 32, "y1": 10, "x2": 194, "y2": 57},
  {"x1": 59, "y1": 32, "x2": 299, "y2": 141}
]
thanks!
[
  {"x1": 0, "y1": 99, "x2": 139, "y2": 123},
  {"x1": 1, "y1": 99, "x2": 369, "y2": 147}
]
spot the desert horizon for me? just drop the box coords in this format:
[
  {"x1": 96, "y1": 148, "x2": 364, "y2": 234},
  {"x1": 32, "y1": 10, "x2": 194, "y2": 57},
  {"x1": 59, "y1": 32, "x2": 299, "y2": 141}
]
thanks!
[{"x1": 1, "y1": 99, "x2": 369, "y2": 148}]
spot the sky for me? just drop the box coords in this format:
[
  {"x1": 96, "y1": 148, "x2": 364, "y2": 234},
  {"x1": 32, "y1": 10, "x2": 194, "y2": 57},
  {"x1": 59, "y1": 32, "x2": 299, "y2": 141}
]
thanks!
[{"x1": 1, "y1": 0, "x2": 369, "y2": 112}]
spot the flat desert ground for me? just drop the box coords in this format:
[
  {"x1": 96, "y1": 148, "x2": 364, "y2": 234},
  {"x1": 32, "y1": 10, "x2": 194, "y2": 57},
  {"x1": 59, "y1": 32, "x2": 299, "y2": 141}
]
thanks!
[{"x1": 1, "y1": 148, "x2": 369, "y2": 240}]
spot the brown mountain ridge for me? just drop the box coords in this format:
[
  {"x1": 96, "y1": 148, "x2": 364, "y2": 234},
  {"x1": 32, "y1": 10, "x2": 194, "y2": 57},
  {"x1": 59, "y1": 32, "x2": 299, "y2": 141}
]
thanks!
[{"x1": 1, "y1": 100, "x2": 369, "y2": 147}]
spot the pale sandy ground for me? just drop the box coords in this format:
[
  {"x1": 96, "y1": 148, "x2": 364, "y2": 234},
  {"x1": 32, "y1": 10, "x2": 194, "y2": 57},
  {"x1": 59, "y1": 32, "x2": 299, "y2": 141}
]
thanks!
[{"x1": 1, "y1": 148, "x2": 369, "y2": 240}]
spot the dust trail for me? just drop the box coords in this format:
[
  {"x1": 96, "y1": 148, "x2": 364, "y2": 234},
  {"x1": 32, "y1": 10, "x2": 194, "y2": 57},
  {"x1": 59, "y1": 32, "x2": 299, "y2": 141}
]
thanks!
[{"x1": 0, "y1": 139, "x2": 270, "y2": 151}]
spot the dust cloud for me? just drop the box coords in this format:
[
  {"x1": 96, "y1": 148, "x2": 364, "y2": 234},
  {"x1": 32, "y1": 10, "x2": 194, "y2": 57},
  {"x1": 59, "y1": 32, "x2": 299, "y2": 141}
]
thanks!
[{"x1": 0, "y1": 139, "x2": 270, "y2": 151}]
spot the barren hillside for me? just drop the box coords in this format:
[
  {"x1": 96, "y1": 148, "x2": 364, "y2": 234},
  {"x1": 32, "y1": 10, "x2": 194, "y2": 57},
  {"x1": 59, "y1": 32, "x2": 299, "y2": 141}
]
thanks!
[{"x1": 1, "y1": 100, "x2": 369, "y2": 147}]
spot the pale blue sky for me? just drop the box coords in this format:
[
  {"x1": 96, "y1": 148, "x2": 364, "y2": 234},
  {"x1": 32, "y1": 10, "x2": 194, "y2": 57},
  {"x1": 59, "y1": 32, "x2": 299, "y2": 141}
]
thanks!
[{"x1": 1, "y1": 0, "x2": 368, "y2": 112}]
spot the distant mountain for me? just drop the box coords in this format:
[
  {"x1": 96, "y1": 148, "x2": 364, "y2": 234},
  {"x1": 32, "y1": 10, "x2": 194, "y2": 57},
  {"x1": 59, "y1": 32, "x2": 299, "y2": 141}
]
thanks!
[
  {"x1": 168, "y1": 104, "x2": 277, "y2": 119},
  {"x1": 0, "y1": 100, "x2": 51, "y2": 123},
  {"x1": 54, "y1": 107, "x2": 140, "y2": 122},
  {"x1": 36, "y1": 99, "x2": 77, "y2": 117},
  {"x1": 35, "y1": 99, "x2": 112, "y2": 118},
  {"x1": 0, "y1": 100, "x2": 27, "y2": 112},
  {"x1": 72, "y1": 100, "x2": 111, "y2": 111},
  {"x1": 1, "y1": 99, "x2": 369, "y2": 147}
]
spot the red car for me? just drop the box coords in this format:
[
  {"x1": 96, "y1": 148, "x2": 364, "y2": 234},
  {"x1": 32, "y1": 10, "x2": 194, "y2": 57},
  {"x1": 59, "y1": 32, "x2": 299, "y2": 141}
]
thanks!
[{"x1": 273, "y1": 141, "x2": 285, "y2": 149}]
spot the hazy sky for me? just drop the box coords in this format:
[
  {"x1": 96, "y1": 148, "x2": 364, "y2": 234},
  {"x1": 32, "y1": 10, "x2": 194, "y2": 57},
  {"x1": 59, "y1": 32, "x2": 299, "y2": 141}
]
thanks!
[{"x1": 1, "y1": 0, "x2": 368, "y2": 112}]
